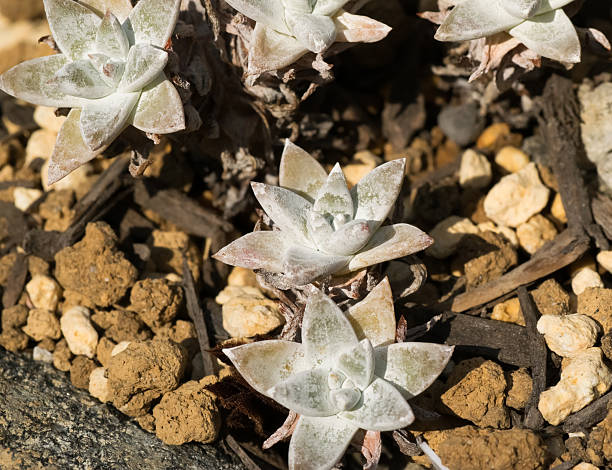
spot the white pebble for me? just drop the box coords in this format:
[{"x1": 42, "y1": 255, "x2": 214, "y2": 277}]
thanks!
[
  {"x1": 89, "y1": 367, "x2": 112, "y2": 403},
  {"x1": 32, "y1": 346, "x2": 54, "y2": 363},
  {"x1": 111, "y1": 341, "x2": 131, "y2": 357},
  {"x1": 572, "y1": 267, "x2": 604, "y2": 296},
  {"x1": 477, "y1": 222, "x2": 519, "y2": 247},
  {"x1": 539, "y1": 348, "x2": 612, "y2": 425},
  {"x1": 459, "y1": 149, "x2": 492, "y2": 189},
  {"x1": 25, "y1": 274, "x2": 62, "y2": 312},
  {"x1": 33, "y1": 106, "x2": 66, "y2": 133},
  {"x1": 60, "y1": 306, "x2": 99, "y2": 358},
  {"x1": 427, "y1": 216, "x2": 479, "y2": 259},
  {"x1": 13, "y1": 187, "x2": 43, "y2": 212},
  {"x1": 596, "y1": 250, "x2": 612, "y2": 274},
  {"x1": 516, "y1": 215, "x2": 557, "y2": 255},
  {"x1": 536, "y1": 314, "x2": 600, "y2": 357},
  {"x1": 484, "y1": 163, "x2": 550, "y2": 227}
]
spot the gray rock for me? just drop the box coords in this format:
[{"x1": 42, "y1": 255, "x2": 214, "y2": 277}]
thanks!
[
  {"x1": 0, "y1": 350, "x2": 244, "y2": 470},
  {"x1": 437, "y1": 102, "x2": 484, "y2": 147}
]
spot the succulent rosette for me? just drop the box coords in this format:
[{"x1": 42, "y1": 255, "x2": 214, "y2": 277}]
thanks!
[
  {"x1": 213, "y1": 140, "x2": 434, "y2": 287},
  {"x1": 434, "y1": 0, "x2": 580, "y2": 63},
  {"x1": 0, "y1": 0, "x2": 185, "y2": 184},
  {"x1": 224, "y1": 0, "x2": 392, "y2": 74},
  {"x1": 224, "y1": 279, "x2": 454, "y2": 470}
]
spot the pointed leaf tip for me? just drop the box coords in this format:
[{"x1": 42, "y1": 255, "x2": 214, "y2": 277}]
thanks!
[
  {"x1": 280, "y1": 140, "x2": 328, "y2": 201},
  {"x1": 124, "y1": 0, "x2": 181, "y2": 47}
]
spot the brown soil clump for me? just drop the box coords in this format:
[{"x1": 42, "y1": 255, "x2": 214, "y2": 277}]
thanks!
[
  {"x1": 91, "y1": 309, "x2": 151, "y2": 343},
  {"x1": 129, "y1": 278, "x2": 184, "y2": 329},
  {"x1": 22, "y1": 309, "x2": 60, "y2": 341},
  {"x1": 578, "y1": 288, "x2": 612, "y2": 333},
  {"x1": 70, "y1": 356, "x2": 97, "y2": 390}
]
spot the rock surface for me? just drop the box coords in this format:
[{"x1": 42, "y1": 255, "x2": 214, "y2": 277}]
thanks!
[
  {"x1": 537, "y1": 314, "x2": 600, "y2": 357},
  {"x1": 0, "y1": 350, "x2": 243, "y2": 469}
]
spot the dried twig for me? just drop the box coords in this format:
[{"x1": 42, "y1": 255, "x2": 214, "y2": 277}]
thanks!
[
  {"x1": 562, "y1": 390, "x2": 612, "y2": 433},
  {"x1": 225, "y1": 434, "x2": 263, "y2": 470},
  {"x1": 262, "y1": 411, "x2": 298, "y2": 450}
]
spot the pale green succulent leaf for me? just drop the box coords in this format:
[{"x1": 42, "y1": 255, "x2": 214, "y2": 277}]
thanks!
[
  {"x1": 338, "y1": 378, "x2": 414, "y2": 431},
  {"x1": 52, "y1": 59, "x2": 114, "y2": 99},
  {"x1": 251, "y1": 182, "x2": 314, "y2": 248},
  {"x1": 48, "y1": 108, "x2": 105, "y2": 185},
  {"x1": 313, "y1": 0, "x2": 350, "y2": 15},
  {"x1": 323, "y1": 219, "x2": 371, "y2": 256},
  {"x1": 213, "y1": 231, "x2": 290, "y2": 273},
  {"x1": 500, "y1": 0, "x2": 542, "y2": 19},
  {"x1": 223, "y1": 340, "x2": 307, "y2": 396},
  {"x1": 224, "y1": 0, "x2": 290, "y2": 34},
  {"x1": 288, "y1": 415, "x2": 358, "y2": 470},
  {"x1": 302, "y1": 290, "x2": 358, "y2": 368},
  {"x1": 284, "y1": 0, "x2": 317, "y2": 13},
  {"x1": 123, "y1": 0, "x2": 181, "y2": 47},
  {"x1": 269, "y1": 369, "x2": 337, "y2": 416},
  {"x1": 279, "y1": 140, "x2": 328, "y2": 202},
  {"x1": 307, "y1": 211, "x2": 335, "y2": 252},
  {"x1": 536, "y1": 0, "x2": 576, "y2": 13},
  {"x1": 248, "y1": 23, "x2": 308, "y2": 75},
  {"x1": 131, "y1": 73, "x2": 185, "y2": 133},
  {"x1": 43, "y1": 0, "x2": 102, "y2": 60},
  {"x1": 351, "y1": 158, "x2": 405, "y2": 229},
  {"x1": 346, "y1": 223, "x2": 434, "y2": 272},
  {"x1": 81, "y1": 0, "x2": 133, "y2": 22},
  {"x1": 346, "y1": 277, "x2": 396, "y2": 348},
  {"x1": 88, "y1": 53, "x2": 125, "y2": 87},
  {"x1": 95, "y1": 11, "x2": 129, "y2": 59},
  {"x1": 79, "y1": 91, "x2": 139, "y2": 151},
  {"x1": 336, "y1": 339, "x2": 374, "y2": 390},
  {"x1": 118, "y1": 44, "x2": 168, "y2": 92},
  {"x1": 285, "y1": 11, "x2": 337, "y2": 53},
  {"x1": 374, "y1": 342, "x2": 454, "y2": 399},
  {"x1": 509, "y1": 9, "x2": 580, "y2": 63},
  {"x1": 435, "y1": 0, "x2": 523, "y2": 42},
  {"x1": 0, "y1": 55, "x2": 84, "y2": 108},
  {"x1": 313, "y1": 163, "x2": 353, "y2": 219},
  {"x1": 282, "y1": 246, "x2": 350, "y2": 286}
]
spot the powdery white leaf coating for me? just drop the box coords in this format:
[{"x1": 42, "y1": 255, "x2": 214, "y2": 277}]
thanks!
[
  {"x1": 313, "y1": 163, "x2": 354, "y2": 219},
  {"x1": 48, "y1": 109, "x2": 104, "y2": 184},
  {"x1": 123, "y1": 0, "x2": 181, "y2": 47},
  {"x1": 284, "y1": 0, "x2": 317, "y2": 14},
  {"x1": 279, "y1": 139, "x2": 328, "y2": 201},
  {"x1": 118, "y1": 44, "x2": 168, "y2": 92},
  {"x1": 131, "y1": 74, "x2": 186, "y2": 133},
  {"x1": 282, "y1": 246, "x2": 351, "y2": 286},
  {"x1": 95, "y1": 11, "x2": 130, "y2": 60},
  {"x1": 345, "y1": 277, "x2": 396, "y2": 348},
  {"x1": 214, "y1": 231, "x2": 291, "y2": 272},
  {"x1": 345, "y1": 223, "x2": 434, "y2": 272},
  {"x1": 285, "y1": 10, "x2": 337, "y2": 53},
  {"x1": 313, "y1": 0, "x2": 350, "y2": 16},
  {"x1": 224, "y1": 0, "x2": 290, "y2": 34},
  {"x1": 335, "y1": 12, "x2": 393, "y2": 43},
  {"x1": 501, "y1": 0, "x2": 542, "y2": 19},
  {"x1": 302, "y1": 290, "x2": 358, "y2": 368},
  {"x1": 338, "y1": 378, "x2": 415, "y2": 431},
  {"x1": 223, "y1": 340, "x2": 307, "y2": 395},
  {"x1": 288, "y1": 415, "x2": 358, "y2": 470},
  {"x1": 323, "y1": 219, "x2": 371, "y2": 256},
  {"x1": 52, "y1": 60, "x2": 114, "y2": 99},
  {"x1": 351, "y1": 159, "x2": 406, "y2": 230},
  {"x1": 508, "y1": 9, "x2": 580, "y2": 63},
  {"x1": 82, "y1": 0, "x2": 133, "y2": 22},
  {"x1": 43, "y1": 0, "x2": 102, "y2": 60},
  {"x1": 248, "y1": 22, "x2": 309, "y2": 75},
  {"x1": 374, "y1": 342, "x2": 455, "y2": 399},
  {"x1": 225, "y1": 284, "x2": 451, "y2": 470},
  {"x1": 0, "y1": 55, "x2": 83, "y2": 108},
  {"x1": 79, "y1": 91, "x2": 140, "y2": 150}
]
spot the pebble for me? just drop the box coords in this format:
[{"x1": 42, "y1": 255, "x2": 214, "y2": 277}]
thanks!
[
  {"x1": 13, "y1": 187, "x2": 43, "y2": 212},
  {"x1": 506, "y1": 368, "x2": 533, "y2": 410},
  {"x1": 53, "y1": 338, "x2": 72, "y2": 372},
  {"x1": 33, "y1": 106, "x2": 66, "y2": 133},
  {"x1": 22, "y1": 308, "x2": 61, "y2": 341},
  {"x1": 111, "y1": 341, "x2": 131, "y2": 357},
  {"x1": 458, "y1": 149, "x2": 492, "y2": 189},
  {"x1": 572, "y1": 463, "x2": 599, "y2": 470},
  {"x1": 572, "y1": 268, "x2": 604, "y2": 296},
  {"x1": 476, "y1": 123, "x2": 511, "y2": 150},
  {"x1": 25, "y1": 129, "x2": 56, "y2": 165},
  {"x1": 25, "y1": 274, "x2": 62, "y2": 312},
  {"x1": 539, "y1": 348, "x2": 612, "y2": 425},
  {"x1": 477, "y1": 222, "x2": 519, "y2": 247},
  {"x1": 343, "y1": 151, "x2": 380, "y2": 187},
  {"x1": 495, "y1": 146, "x2": 530, "y2": 173},
  {"x1": 427, "y1": 216, "x2": 479, "y2": 259},
  {"x1": 89, "y1": 367, "x2": 112, "y2": 403},
  {"x1": 550, "y1": 193, "x2": 567, "y2": 224},
  {"x1": 532, "y1": 279, "x2": 570, "y2": 316},
  {"x1": 516, "y1": 215, "x2": 557, "y2": 254},
  {"x1": 60, "y1": 306, "x2": 99, "y2": 359},
  {"x1": 437, "y1": 102, "x2": 484, "y2": 147},
  {"x1": 536, "y1": 314, "x2": 600, "y2": 357},
  {"x1": 491, "y1": 298, "x2": 524, "y2": 326},
  {"x1": 596, "y1": 250, "x2": 612, "y2": 274},
  {"x1": 129, "y1": 278, "x2": 184, "y2": 329},
  {"x1": 577, "y1": 288, "x2": 612, "y2": 333},
  {"x1": 32, "y1": 346, "x2": 54, "y2": 363},
  {"x1": 227, "y1": 266, "x2": 259, "y2": 288},
  {"x1": 484, "y1": 163, "x2": 550, "y2": 227}
]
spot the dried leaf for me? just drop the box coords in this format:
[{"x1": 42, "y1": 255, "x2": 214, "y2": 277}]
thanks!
[{"x1": 335, "y1": 11, "x2": 391, "y2": 43}]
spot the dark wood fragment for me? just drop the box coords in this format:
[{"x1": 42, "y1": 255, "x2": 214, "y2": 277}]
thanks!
[
  {"x1": 224, "y1": 435, "x2": 263, "y2": 470},
  {"x1": 0, "y1": 202, "x2": 29, "y2": 255},
  {"x1": 2, "y1": 253, "x2": 27, "y2": 309},
  {"x1": 518, "y1": 287, "x2": 547, "y2": 430},
  {"x1": 451, "y1": 230, "x2": 589, "y2": 312},
  {"x1": 433, "y1": 312, "x2": 531, "y2": 367},
  {"x1": 182, "y1": 259, "x2": 215, "y2": 377},
  {"x1": 0, "y1": 180, "x2": 36, "y2": 190},
  {"x1": 550, "y1": 460, "x2": 581, "y2": 470},
  {"x1": 562, "y1": 390, "x2": 612, "y2": 433},
  {"x1": 540, "y1": 74, "x2": 609, "y2": 250},
  {"x1": 592, "y1": 194, "x2": 612, "y2": 241}
]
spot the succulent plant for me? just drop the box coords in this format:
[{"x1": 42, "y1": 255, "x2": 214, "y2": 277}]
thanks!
[
  {"x1": 0, "y1": 0, "x2": 185, "y2": 184},
  {"x1": 224, "y1": 0, "x2": 392, "y2": 74},
  {"x1": 224, "y1": 278, "x2": 454, "y2": 470},
  {"x1": 213, "y1": 140, "x2": 433, "y2": 287},
  {"x1": 434, "y1": 0, "x2": 580, "y2": 64}
]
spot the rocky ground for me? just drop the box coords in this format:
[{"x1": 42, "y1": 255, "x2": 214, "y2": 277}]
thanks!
[{"x1": 1, "y1": 1, "x2": 612, "y2": 470}]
